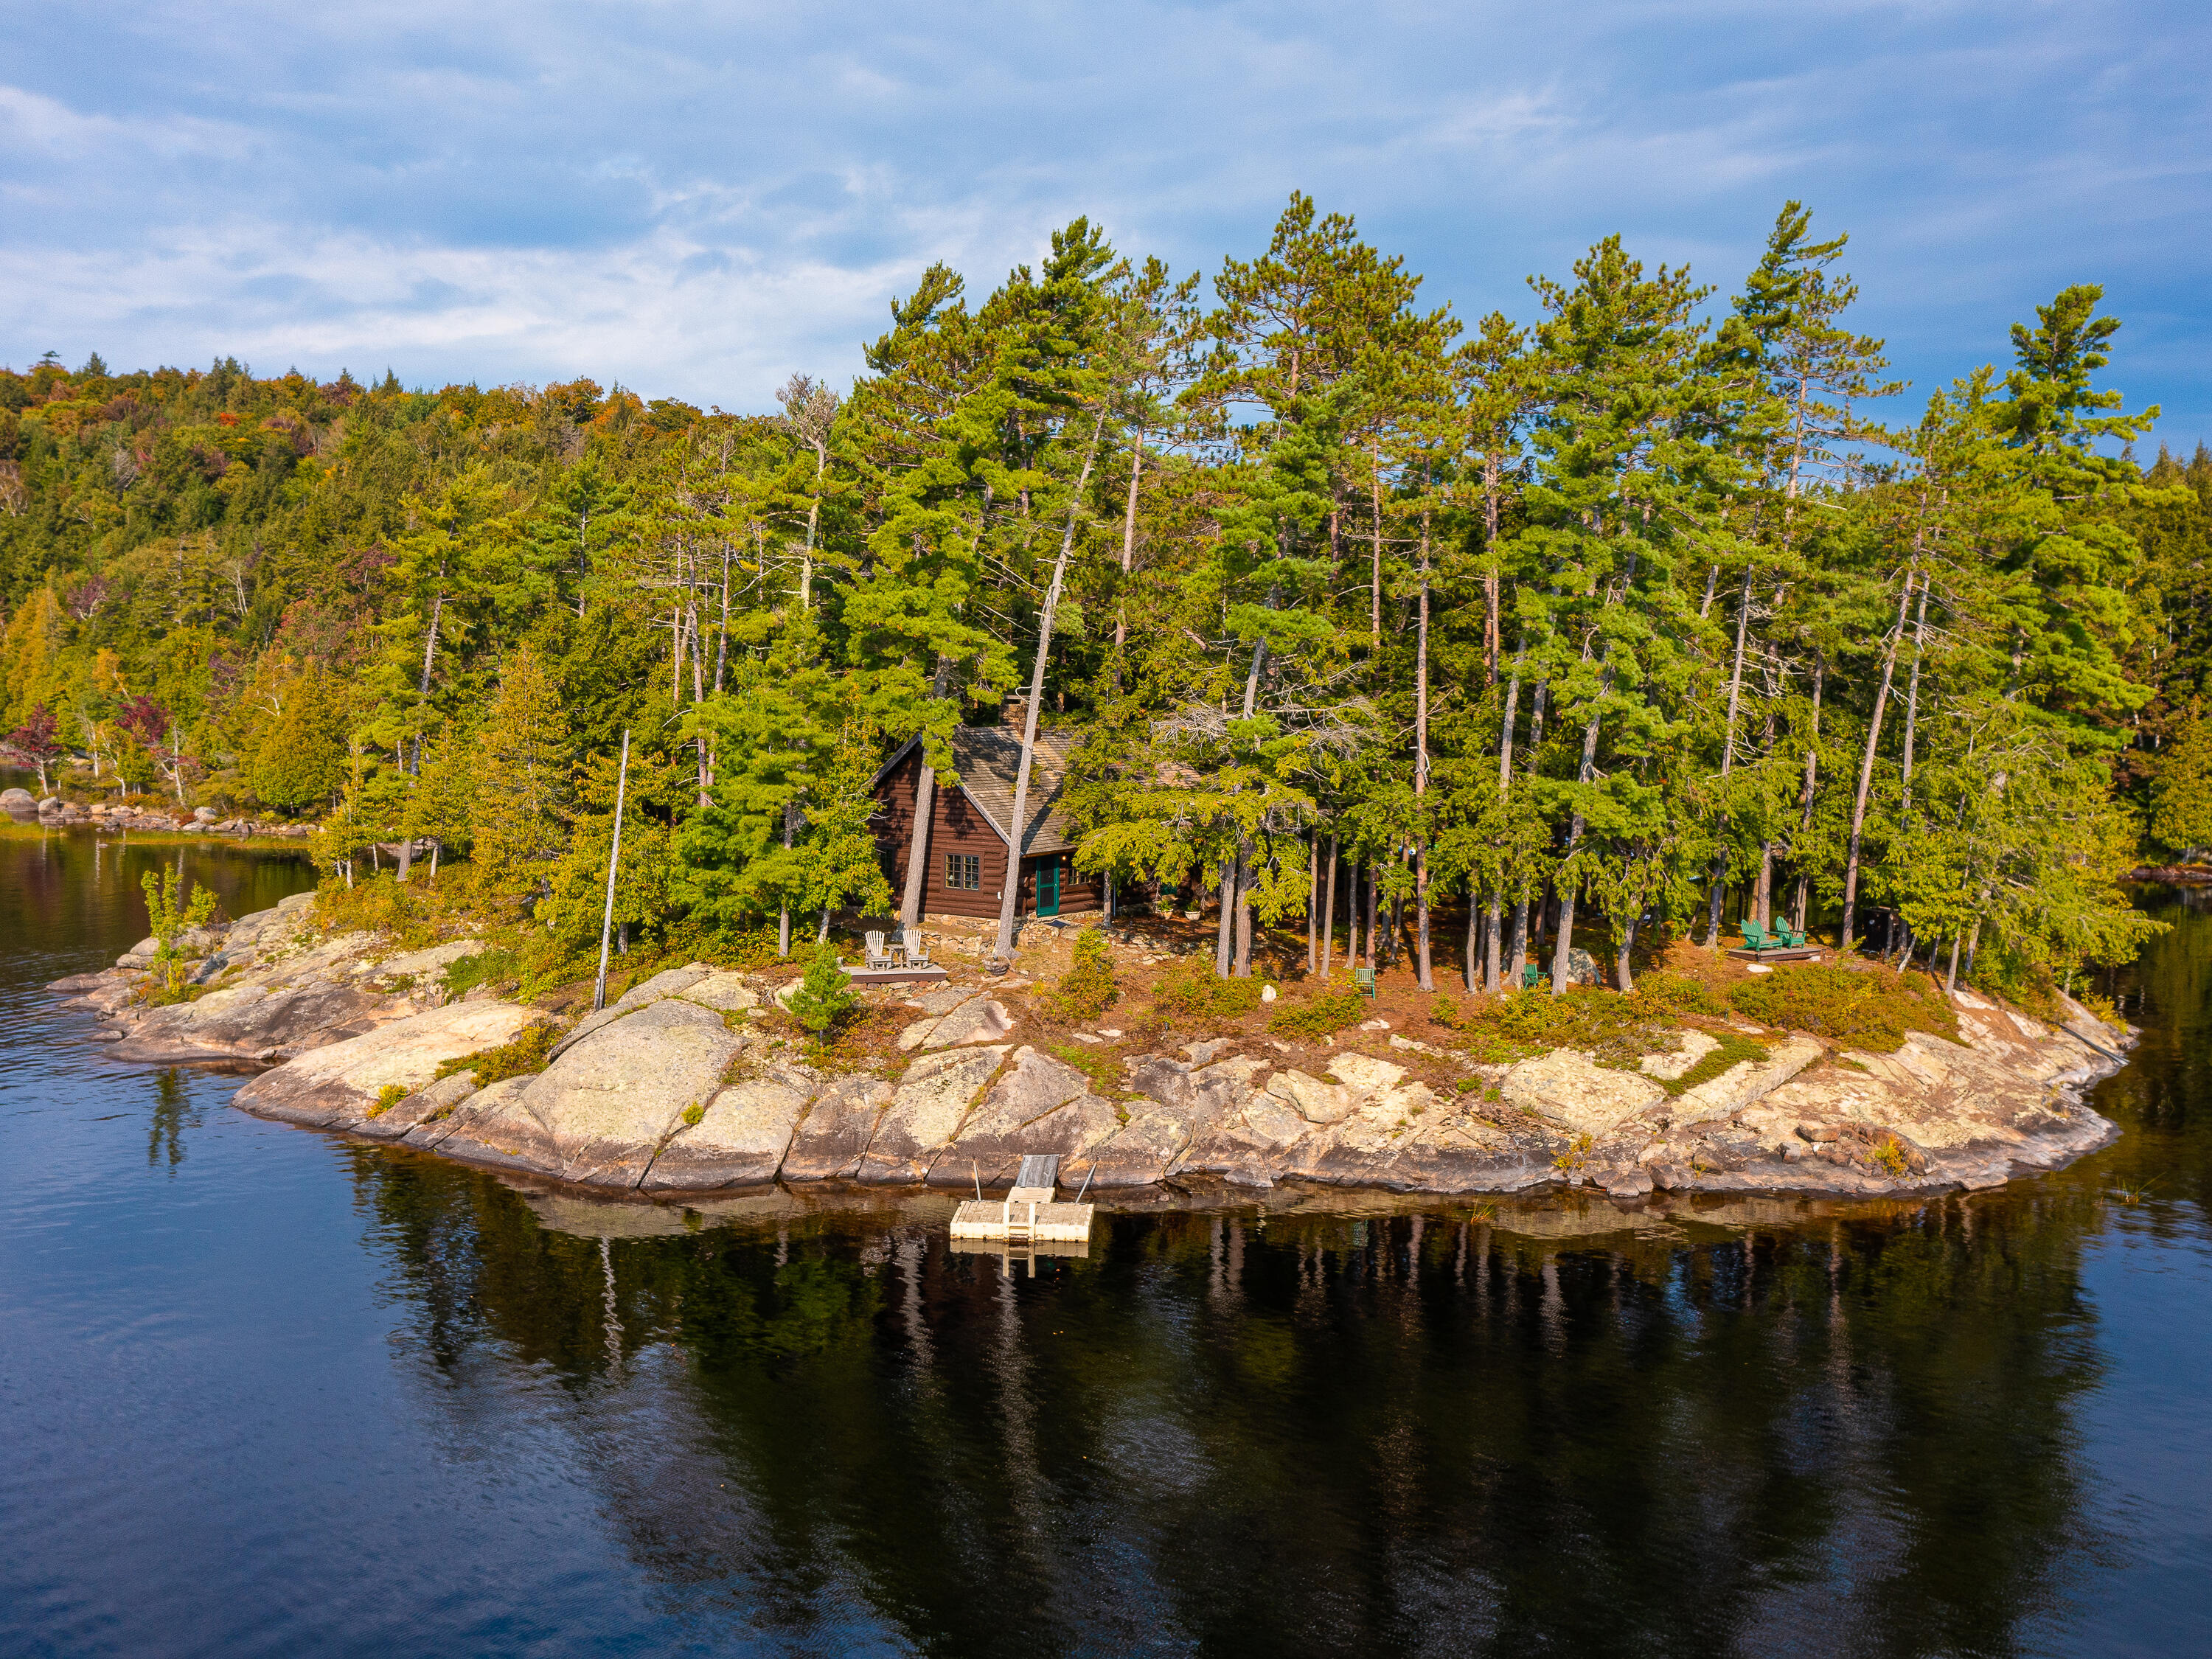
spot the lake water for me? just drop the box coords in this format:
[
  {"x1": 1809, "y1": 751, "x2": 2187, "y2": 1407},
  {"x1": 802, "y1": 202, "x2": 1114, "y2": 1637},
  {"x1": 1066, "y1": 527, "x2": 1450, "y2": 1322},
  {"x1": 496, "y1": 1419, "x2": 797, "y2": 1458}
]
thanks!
[{"x1": 1, "y1": 821, "x2": 2208, "y2": 1657}]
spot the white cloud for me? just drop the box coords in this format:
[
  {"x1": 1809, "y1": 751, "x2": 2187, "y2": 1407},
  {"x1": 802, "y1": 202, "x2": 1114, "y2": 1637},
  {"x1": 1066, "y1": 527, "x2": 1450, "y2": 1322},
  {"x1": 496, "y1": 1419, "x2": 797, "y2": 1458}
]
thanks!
[{"x1": 0, "y1": 1, "x2": 2205, "y2": 439}]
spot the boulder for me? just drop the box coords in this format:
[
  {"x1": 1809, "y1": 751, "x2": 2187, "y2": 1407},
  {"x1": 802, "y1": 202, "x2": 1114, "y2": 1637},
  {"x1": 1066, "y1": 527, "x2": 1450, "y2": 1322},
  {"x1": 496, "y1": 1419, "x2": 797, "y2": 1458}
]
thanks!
[
  {"x1": 1079, "y1": 1102, "x2": 1200, "y2": 1188},
  {"x1": 1327, "y1": 1051, "x2": 1407, "y2": 1096},
  {"x1": 1665, "y1": 1037, "x2": 1823, "y2": 1125},
  {"x1": 229, "y1": 1000, "x2": 540, "y2": 1128},
  {"x1": 858, "y1": 1046, "x2": 1009, "y2": 1183},
  {"x1": 0, "y1": 787, "x2": 33, "y2": 813},
  {"x1": 619, "y1": 964, "x2": 717, "y2": 1006},
  {"x1": 677, "y1": 970, "x2": 760, "y2": 1013},
  {"x1": 936, "y1": 1048, "x2": 1121, "y2": 1188},
  {"x1": 355, "y1": 938, "x2": 485, "y2": 985},
  {"x1": 919, "y1": 997, "x2": 1015, "y2": 1049},
  {"x1": 1501, "y1": 1049, "x2": 1666, "y2": 1138},
  {"x1": 105, "y1": 978, "x2": 403, "y2": 1065},
  {"x1": 1263, "y1": 1068, "x2": 1357, "y2": 1124},
  {"x1": 38, "y1": 796, "x2": 62, "y2": 814},
  {"x1": 1374, "y1": 1110, "x2": 1552, "y2": 1194},
  {"x1": 911, "y1": 984, "x2": 978, "y2": 1016},
  {"x1": 354, "y1": 1070, "x2": 480, "y2": 1141},
  {"x1": 1174, "y1": 1056, "x2": 1298, "y2": 1186},
  {"x1": 192, "y1": 805, "x2": 220, "y2": 822},
  {"x1": 644, "y1": 1068, "x2": 815, "y2": 1190},
  {"x1": 779, "y1": 1074, "x2": 897, "y2": 1181},
  {"x1": 403, "y1": 1076, "x2": 541, "y2": 1166},
  {"x1": 1638, "y1": 1029, "x2": 1719, "y2": 1082},
  {"x1": 546, "y1": 963, "x2": 727, "y2": 1059},
  {"x1": 1284, "y1": 1082, "x2": 1444, "y2": 1185},
  {"x1": 488, "y1": 996, "x2": 746, "y2": 1187},
  {"x1": 1125, "y1": 1054, "x2": 1197, "y2": 1109}
]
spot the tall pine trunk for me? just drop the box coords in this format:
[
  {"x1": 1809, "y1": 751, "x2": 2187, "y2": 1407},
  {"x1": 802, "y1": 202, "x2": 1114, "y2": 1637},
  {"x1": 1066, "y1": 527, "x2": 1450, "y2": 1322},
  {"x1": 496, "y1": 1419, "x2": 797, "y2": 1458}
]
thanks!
[
  {"x1": 1549, "y1": 703, "x2": 1603, "y2": 994},
  {"x1": 1703, "y1": 563, "x2": 1756, "y2": 946},
  {"x1": 990, "y1": 413, "x2": 1105, "y2": 971},
  {"x1": 1321, "y1": 835, "x2": 1338, "y2": 978},
  {"x1": 1899, "y1": 572, "x2": 1931, "y2": 821},
  {"x1": 1791, "y1": 653, "x2": 1825, "y2": 933},
  {"x1": 1840, "y1": 571, "x2": 1916, "y2": 952},
  {"x1": 1486, "y1": 670, "x2": 1520, "y2": 991},
  {"x1": 1413, "y1": 504, "x2": 1434, "y2": 991}
]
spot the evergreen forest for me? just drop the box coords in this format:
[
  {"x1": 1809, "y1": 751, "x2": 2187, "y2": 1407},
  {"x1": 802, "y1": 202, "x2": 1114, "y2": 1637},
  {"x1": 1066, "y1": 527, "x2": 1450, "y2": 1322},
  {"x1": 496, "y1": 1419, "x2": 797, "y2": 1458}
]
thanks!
[{"x1": 4, "y1": 196, "x2": 2210, "y2": 1001}]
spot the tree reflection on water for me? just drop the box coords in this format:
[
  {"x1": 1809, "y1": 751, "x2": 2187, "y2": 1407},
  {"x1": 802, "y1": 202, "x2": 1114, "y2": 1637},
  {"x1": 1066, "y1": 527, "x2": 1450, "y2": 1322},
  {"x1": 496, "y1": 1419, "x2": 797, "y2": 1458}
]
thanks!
[
  {"x1": 343, "y1": 1144, "x2": 2122, "y2": 1657},
  {"x1": 147, "y1": 1067, "x2": 200, "y2": 1170}
]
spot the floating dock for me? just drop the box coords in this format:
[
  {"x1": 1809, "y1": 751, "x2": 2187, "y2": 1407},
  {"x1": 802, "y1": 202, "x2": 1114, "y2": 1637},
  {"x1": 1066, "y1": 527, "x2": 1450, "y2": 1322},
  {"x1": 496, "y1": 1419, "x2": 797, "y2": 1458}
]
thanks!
[{"x1": 950, "y1": 1155, "x2": 1095, "y2": 1247}]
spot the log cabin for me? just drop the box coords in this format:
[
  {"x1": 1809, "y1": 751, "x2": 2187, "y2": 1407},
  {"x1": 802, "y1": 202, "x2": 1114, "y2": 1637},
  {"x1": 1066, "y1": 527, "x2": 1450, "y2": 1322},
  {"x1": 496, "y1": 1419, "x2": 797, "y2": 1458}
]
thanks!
[{"x1": 871, "y1": 726, "x2": 1101, "y2": 920}]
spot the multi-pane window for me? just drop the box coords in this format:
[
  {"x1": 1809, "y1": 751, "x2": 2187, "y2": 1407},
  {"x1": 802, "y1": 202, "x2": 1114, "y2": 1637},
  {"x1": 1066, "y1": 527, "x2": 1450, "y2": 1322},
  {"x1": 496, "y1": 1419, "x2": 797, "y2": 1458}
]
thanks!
[{"x1": 945, "y1": 853, "x2": 981, "y2": 891}]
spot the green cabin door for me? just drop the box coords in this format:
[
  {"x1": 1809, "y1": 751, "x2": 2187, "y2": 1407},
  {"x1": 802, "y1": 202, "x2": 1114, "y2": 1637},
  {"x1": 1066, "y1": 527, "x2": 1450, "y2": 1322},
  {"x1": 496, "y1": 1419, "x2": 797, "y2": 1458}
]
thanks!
[{"x1": 1034, "y1": 858, "x2": 1060, "y2": 917}]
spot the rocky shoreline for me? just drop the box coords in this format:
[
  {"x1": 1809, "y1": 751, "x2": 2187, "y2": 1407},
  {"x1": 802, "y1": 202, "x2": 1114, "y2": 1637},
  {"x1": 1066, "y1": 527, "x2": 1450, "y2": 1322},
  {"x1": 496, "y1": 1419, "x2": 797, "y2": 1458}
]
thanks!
[
  {"x1": 52, "y1": 898, "x2": 2134, "y2": 1207},
  {"x1": 3, "y1": 786, "x2": 317, "y2": 838}
]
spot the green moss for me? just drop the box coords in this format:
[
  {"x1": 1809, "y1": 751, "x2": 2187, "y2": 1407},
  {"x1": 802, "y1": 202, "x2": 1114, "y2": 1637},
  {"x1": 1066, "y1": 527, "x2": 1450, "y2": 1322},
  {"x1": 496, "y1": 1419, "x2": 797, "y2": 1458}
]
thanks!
[
  {"x1": 1043, "y1": 1040, "x2": 1133, "y2": 1101},
  {"x1": 680, "y1": 1100, "x2": 706, "y2": 1128},
  {"x1": 1658, "y1": 1033, "x2": 1770, "y2": 1096}
]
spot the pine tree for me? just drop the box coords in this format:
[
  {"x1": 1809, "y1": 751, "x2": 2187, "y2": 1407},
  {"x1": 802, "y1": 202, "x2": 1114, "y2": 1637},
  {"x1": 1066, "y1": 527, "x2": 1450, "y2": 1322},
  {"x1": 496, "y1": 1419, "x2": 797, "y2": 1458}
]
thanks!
[
  {"x1": 2150, "y1": 703, "x2": 2212, "y2": 857},
  {"x1": 469, "y1": 643, "x2": 571, "y2": 900},
  {"x1": 251, "y1": 664, "x2": 352, "y2": 814}
]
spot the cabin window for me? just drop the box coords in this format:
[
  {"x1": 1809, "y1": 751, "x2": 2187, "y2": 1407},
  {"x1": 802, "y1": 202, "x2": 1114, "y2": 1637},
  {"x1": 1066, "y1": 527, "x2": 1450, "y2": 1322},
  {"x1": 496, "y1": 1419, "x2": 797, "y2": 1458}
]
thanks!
[{"x1": 945, "y1": 853, "x2": 981, "y2": 891}]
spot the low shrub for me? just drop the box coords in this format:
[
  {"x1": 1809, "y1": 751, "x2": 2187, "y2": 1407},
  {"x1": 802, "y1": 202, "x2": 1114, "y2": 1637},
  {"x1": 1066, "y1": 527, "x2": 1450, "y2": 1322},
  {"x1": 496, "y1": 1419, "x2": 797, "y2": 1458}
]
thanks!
[
  {"x1": 1631, "y1": 970, "x2": 1729, "y2": 1019},
  {"x1": 787, "y1": 943, "x2": 860, "y2": 1036},
  {"x1": 434, "y1": 1020, "x2": 563, "y2": 1088},
  {"x1": 1152, "y1": 967, "x2": 1264, "y2": 1021},
  {"x1": 1268, "y1": 991, "x2": 1368, "y2": 1039},
  {"x1": 2077, "y1": 990, "x2": 2122, "y2": 1026},
  {"x1": 1727, "y1": 963, "x2": 1957, "y2": 1052},
  {"x1": 368, "y1": 1083, "x2": 408, "y2": 1119},
  {"x1": 444, "y1": 947, "x2": 520, "y2": 999},
  {"x1": 314, "y1": 872, "x2": 442, "y2": 948},
  {"x1": 1463, "y1": 987, "x2": 1667, "y2": 1068},
  {"x1": 1053, "y1": 930, "x2": 1120, "y2": 1021}
]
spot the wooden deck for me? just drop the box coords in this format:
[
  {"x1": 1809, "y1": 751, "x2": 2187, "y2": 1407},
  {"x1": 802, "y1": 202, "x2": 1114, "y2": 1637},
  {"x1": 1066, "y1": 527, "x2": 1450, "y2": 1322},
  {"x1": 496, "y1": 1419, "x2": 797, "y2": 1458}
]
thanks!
[
  {"x1": 949, "y1": 1200, "x2": 1096, "y2": 1243},
  {"x1": 1725, "y1": 946, "x2": 1826, "y2": 964},
  {"x1": 841, "y1": 965, "x2": 950, "y2": 984}
]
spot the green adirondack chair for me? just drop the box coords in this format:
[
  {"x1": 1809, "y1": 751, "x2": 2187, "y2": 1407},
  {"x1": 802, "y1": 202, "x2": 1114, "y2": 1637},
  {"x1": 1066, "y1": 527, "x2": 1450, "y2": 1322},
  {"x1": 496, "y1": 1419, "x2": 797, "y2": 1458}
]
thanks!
[
  {"x1": 1353, "y1": 966, "x2": 1378, "y2": 999},
  {"x1": 1523, "y1": 962, "x2": 1545, "y2": 988},
  {"x1": 1742, "y1": 920, "x2": 1806, "y2": 953}
]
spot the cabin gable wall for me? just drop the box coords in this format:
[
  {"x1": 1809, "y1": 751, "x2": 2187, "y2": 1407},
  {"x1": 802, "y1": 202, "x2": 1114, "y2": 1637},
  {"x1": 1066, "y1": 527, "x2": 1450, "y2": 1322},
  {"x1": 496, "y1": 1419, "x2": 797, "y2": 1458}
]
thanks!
[{"x1": 870, "y1": 751, "x2": 1101, "y2": 919}]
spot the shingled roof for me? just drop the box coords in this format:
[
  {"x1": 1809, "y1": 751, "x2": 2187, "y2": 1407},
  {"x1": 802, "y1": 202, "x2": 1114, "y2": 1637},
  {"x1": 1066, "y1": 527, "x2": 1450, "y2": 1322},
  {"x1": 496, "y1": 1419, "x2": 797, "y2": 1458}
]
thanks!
[
  {"x1": 950, "y1": 726, "x2": 1081, "y2": 855},
  {"x1": 876, "y1": 726, "x2": 1083, "y2": 857}
]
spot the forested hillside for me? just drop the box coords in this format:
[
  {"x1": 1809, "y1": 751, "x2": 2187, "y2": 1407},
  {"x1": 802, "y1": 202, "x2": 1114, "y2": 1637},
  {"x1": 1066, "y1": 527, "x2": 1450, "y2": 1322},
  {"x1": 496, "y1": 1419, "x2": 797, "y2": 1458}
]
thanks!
[{"x1": 4, "y1": 198, "x2": 2208, "y2": 1001}]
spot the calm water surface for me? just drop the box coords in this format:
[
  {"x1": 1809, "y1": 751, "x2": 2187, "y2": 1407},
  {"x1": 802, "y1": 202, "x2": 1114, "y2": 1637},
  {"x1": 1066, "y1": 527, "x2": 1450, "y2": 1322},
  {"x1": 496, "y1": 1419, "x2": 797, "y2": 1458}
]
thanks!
[{"x1": 2, "y1": 821, "x2": 2208, "y2": 1658}]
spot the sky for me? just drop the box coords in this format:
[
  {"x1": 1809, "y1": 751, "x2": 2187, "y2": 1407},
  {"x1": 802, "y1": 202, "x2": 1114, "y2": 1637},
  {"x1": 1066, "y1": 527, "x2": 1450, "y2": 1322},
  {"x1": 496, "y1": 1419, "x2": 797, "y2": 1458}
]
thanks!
[{"x1": 4, "y1": 0, "x2": 2208, "y2": 451}]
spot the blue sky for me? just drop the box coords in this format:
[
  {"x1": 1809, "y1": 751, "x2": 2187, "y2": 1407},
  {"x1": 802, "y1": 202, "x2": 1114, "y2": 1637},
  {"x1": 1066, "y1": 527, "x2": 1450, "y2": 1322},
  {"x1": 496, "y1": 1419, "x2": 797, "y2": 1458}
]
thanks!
[{"x1": 4, "y1": 1, "x2": 2207, "y2": 451}]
